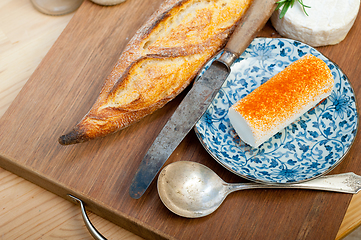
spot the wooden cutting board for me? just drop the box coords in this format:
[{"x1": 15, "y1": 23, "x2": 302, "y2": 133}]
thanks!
[{"x1": 0, "y1": 1, "x2": 360, "y2": 239}]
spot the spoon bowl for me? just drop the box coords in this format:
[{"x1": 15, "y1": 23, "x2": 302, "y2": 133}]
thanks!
[
  {"x1": 157, "y1": 161, "x2": 229, "y2": 218},
  {"x1": 157, "y1": 161, "x2": 361, "y2": 218}
]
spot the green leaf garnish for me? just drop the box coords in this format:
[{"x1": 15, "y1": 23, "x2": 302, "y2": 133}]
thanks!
[{"x1": 276, "y1": 0, "x2": 311, "y2": 19}]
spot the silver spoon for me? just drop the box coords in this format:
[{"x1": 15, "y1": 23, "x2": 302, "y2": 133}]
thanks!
[{"x1": 157, "y1": 161, "x2": 361, "y2": 218}]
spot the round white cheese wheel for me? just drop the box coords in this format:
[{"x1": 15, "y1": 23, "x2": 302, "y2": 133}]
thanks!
[{"x1": 271, "y1": 0, "x2": 360, "y2": 47}]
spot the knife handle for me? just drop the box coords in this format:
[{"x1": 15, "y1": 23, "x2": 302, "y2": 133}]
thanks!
[{"x1": 224, "y1": 0, "x2": 278, "y2": 59}]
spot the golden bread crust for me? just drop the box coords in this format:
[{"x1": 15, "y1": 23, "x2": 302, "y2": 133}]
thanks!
[{"x1": 59, "y1": 0, "x2": 252, "y2": 145}]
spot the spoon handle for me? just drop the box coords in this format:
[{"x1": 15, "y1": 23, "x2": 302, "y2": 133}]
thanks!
[{"x1": 227, "y1": 172, "x2": 361, "y2": 194}]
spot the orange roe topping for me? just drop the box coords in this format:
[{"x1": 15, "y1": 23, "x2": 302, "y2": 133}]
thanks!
[{"x1": 232, "y1": 54, "x2": 334, "y2": 138}]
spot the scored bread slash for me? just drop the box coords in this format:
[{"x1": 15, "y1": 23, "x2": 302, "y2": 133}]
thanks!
[{"x1": 228, "y1": 54, "x2": 334, "y2": 148}]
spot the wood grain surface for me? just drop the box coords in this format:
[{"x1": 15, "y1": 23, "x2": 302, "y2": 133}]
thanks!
[{"x1": 0, "y1": 0, "x2": 360, "y2": 239}]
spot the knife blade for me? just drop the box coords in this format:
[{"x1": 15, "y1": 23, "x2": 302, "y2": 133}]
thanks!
[{"x1": 129, "y1": 0, "x2": 278, "y2": 199}]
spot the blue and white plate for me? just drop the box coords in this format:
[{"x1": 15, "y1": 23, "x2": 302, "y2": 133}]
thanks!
[{"x1": 194, "y1": 38, "x2": 359, "y2": 184}]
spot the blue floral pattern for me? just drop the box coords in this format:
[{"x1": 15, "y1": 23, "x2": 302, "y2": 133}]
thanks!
[{"x1": 194, "y1": 38, "x2": 359, "y2": 184}]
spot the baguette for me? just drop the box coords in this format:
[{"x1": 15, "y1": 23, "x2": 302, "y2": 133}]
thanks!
[{"x1": 59, "y1": 0, "x2": 253, "y2": 145}]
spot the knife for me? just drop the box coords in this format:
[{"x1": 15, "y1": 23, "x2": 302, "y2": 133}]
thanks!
[{"x1": 129, "y1": 0, "x2": 279, "y2": 199}]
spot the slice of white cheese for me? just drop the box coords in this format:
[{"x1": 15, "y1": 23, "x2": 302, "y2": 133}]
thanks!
[
  {"x1": 271, "y1": 0, "x2": 360, "y2": 47},
  {"x1": 228, "y1": 54, "x2": 334, "y2": 148}
]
